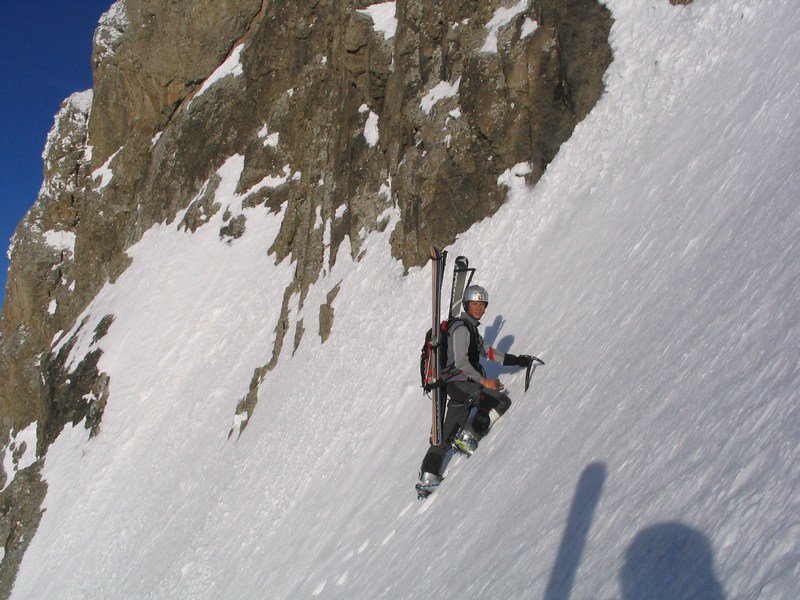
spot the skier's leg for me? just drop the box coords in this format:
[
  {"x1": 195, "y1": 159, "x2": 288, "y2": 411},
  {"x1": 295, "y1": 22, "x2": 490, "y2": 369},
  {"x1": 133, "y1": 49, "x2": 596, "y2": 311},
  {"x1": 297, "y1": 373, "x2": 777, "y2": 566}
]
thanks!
[
  {"x1": 443, "y1": 381, "x2": 484, "y2": 455},
  {"x1": 480, "y1": 388, "x2": 511, "y2": 415},
  {"x1": 471, "y1": 409, "x2": 492, "y2": 437},
  {"x1": 471, "y1": 388, "x2": 512, "y2": 436},
  {"x1": 419, "y1": 396, "x2": 471, "y2": 476},
  {"x1": 444, "y1": 380, "x2": 485, "y2": 437},
  {"x1": 446, "y1": 381, "x2": 482, "y2": 416}
]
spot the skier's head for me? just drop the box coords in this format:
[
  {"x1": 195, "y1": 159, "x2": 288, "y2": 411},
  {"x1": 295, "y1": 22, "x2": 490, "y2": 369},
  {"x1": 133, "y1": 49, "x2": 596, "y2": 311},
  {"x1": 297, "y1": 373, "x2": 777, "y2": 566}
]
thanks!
[{"x1": 463, "y1": 285, "x2": 489, "y2": 317}]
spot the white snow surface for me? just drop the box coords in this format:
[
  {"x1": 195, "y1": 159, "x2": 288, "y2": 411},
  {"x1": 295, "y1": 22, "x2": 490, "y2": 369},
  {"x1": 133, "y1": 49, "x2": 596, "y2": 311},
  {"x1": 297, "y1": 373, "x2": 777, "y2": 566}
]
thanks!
[
  {"x1": 420, "y1": 77, "x2": 461, "y2": 115},
  {"x1": 357, "y1": 2, "x2": 397, "y2": 40},
  {"x1": 364, "y1": 110, "x2": 380, "y2": 147},
  {"x1": 190, "y1": 44, "x2": 246, "y2": 106},
  {"x1": 11, "y1": 1, "x2": 800, "y2": 598},
  {"x1": 42, "y1": 230, "x2": 76, "y2": 255},
  {"x1": 521, "y1": 17, "x2": 539, "y2": 39},
  {"x1": 91, "y1": 147, "x2": 120, "y2": 190},
  {"x1": 93, "y1": 1, "x2": 128, "y2": 63},
  {"x1": 482, "y1": 0, "x2": 529, "y2": 53},
  {"x1": 258, "y1": 124, "x2": 280, "y2": 148},
  {"x1": 39, "y1": 90, "x2": 92, "y2": 198},
  {"x1": 1, "y1": 422, "x2": 38, "y2": 492}
]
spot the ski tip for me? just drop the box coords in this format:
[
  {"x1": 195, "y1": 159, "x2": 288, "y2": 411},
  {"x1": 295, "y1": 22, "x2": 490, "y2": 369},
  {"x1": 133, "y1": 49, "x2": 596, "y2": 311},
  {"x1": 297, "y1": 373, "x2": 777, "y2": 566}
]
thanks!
[{"x1": 429, "y1": 246, "x2": 448, "y2": 263}]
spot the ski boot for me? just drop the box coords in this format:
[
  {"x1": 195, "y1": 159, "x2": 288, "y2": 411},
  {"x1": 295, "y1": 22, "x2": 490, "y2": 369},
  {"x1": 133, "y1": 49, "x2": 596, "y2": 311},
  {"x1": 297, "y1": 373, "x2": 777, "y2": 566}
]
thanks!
[
  {"x1": 452, "y1": 427, "x2": 479, "y2": 457},
  {"x1": 415, "y1": 471, "x2": 442, "y2": 500}
]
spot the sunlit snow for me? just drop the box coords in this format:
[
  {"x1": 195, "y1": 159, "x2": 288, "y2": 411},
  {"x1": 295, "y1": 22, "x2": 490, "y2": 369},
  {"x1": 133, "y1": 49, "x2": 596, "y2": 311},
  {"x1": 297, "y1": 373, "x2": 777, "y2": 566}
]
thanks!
[
  {"x1": 357, "y1": 2, "x2": 397, "y2": 40},
  {"x1": 481, "y1": 0, "x2": 529, "y2": 53},
  {"x1": 420, "y1": 77, "x2": 461, "y2": 115},
  {"x1": 1, "y1": 422, "x2": 38, "y2": 492},
  {"x1": 42, "y1": 230, "x2": 76, "y2": 255},
  {"x1": 190, "y1": 44, "x2": 246, "y2": 106},
  {"x1": 91, "y1": 148, "x2": 120, "y2": 190}
]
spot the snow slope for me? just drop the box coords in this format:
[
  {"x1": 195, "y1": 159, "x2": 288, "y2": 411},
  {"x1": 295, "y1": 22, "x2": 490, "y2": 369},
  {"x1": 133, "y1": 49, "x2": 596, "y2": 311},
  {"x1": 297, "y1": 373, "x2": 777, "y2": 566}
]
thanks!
[{"x1": 11, "y1": 1, "x2": 800, "y2": 598}]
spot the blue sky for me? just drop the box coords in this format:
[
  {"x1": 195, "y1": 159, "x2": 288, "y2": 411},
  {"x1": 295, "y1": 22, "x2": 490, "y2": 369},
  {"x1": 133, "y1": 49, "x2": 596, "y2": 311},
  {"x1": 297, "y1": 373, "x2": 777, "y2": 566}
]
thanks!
[{"x1": 0, "y1": 1, "x2": 112, "y2": 312}]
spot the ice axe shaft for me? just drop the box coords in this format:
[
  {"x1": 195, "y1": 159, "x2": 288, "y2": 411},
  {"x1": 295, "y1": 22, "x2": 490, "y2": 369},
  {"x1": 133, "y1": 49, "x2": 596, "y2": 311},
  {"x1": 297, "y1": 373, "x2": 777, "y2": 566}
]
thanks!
[{"x1": 523, "y1": 356, "x2": 545, "y2": 392}]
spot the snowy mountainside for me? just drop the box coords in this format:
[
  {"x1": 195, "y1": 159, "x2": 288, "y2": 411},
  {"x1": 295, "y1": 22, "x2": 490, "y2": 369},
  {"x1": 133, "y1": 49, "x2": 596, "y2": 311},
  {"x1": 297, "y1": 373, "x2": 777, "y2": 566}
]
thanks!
[{"x1": 10, "y1": 1, "x2": 800, "y2": 598}]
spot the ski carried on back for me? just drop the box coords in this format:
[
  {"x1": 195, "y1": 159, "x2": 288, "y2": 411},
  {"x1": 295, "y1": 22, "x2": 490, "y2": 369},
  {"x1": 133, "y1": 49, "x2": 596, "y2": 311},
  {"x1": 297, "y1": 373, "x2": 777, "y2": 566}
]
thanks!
[
  {"x1": 449, "y1": 255, "x2": 475, "y2": 319},
  {"x1": 427, "y1": 246, "x2": 447, "y2": 446}
]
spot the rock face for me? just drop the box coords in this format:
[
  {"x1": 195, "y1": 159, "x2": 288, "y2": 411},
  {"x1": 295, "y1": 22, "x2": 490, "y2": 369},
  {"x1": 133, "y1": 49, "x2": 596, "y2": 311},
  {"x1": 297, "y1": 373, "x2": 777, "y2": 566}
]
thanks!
[{"x1": 0, "y1": 0, "x2": 612, "y2": 592}]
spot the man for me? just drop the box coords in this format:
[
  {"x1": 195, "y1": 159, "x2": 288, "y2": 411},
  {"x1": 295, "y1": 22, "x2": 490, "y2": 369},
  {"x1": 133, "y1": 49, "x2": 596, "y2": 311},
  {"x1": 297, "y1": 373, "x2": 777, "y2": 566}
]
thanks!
[{"x1": 416, "y1": 284, "x2": 533, "y2": 497}]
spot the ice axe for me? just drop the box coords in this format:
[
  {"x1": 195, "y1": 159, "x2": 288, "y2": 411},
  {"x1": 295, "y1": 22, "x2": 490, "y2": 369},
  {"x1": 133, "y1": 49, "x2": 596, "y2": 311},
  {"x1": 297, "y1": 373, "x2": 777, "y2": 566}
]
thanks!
[{"x1": 521, "y1": 355, "x2": 545, "y2": 392}]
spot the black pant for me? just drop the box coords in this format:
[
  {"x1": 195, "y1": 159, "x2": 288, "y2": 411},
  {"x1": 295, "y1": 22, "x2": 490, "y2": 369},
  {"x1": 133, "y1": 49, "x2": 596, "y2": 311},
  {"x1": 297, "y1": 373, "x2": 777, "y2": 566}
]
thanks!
[{"x1": 419, "y1": 381, "x2": 512, "y2": 477}]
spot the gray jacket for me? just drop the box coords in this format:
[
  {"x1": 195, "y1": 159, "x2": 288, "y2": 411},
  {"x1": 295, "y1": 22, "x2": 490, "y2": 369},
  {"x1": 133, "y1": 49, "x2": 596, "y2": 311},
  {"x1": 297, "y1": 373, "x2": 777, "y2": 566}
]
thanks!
[{"x1": 445, "y1": 312, "x2": 506, "y2": 383}]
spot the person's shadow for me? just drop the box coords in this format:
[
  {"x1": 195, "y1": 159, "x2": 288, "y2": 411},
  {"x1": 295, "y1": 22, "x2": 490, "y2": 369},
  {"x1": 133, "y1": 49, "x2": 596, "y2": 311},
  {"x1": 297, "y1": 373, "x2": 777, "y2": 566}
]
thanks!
[
  {"x1": 544, "y1": 463, "x2": 607, "y2": 600},
  {"x1": 480, "y1": 317, "x2": 728, "y2": 599},
  {"x1": 543, "y1": 464, "x2": 727, "y2": 600},
  {"x1": 620, "y1": 522, "x2": 726, "y2": 599},
  {"x1": 482, "y1": 315, "x2": 516, "y2": 380}
]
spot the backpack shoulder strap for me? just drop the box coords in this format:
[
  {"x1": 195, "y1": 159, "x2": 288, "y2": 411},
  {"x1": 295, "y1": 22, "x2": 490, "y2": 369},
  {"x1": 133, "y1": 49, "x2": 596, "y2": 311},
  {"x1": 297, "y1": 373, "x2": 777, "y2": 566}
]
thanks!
[
  {"x1": 448, "y1": 317, "x2": 477, "y2": 336},
  {"x1": 447, "y1": 317, "x2": 464, "y2": 330}
]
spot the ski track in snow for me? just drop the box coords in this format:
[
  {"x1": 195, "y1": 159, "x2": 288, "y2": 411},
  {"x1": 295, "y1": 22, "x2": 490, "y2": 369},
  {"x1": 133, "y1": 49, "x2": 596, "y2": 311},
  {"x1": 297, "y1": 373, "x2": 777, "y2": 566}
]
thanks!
[{"x1": 10, "y1": 1, "x2": 800, "y2": 599}]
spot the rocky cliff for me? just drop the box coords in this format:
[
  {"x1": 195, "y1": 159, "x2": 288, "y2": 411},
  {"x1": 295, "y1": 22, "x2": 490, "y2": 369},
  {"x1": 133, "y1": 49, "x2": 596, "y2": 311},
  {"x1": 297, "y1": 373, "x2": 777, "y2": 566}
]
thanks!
[{"x1": 0, "y1": 0, "x2": 612, "y2": 594}]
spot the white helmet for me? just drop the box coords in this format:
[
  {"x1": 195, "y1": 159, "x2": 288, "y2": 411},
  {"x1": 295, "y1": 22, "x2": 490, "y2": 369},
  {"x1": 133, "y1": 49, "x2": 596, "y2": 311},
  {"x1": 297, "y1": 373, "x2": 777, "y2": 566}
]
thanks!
[{"x1": 463, "y1": 285, "x2": 489, "y2": 308}]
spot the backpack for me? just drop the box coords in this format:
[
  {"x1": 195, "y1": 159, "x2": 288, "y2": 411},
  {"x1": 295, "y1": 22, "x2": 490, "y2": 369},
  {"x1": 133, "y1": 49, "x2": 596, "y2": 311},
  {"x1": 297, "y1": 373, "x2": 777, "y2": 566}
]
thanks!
[{"x1": 420, "y1": 317, "x2": 470, "y2": 391}]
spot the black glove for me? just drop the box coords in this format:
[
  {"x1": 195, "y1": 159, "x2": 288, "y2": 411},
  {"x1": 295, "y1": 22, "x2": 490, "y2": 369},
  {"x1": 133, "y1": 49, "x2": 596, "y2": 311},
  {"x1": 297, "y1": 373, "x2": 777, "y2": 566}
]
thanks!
[{"x1": 503, "y1": 353, "x2": 533, "y2": 367}]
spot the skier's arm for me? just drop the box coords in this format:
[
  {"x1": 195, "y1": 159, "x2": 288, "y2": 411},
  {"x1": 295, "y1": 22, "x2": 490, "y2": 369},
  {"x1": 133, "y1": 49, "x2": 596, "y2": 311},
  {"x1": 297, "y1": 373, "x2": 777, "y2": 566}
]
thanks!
[
  {"x1": 479, "y1": 337, "x2": 505, "y2": 364},
  {"x1": 481, "y1": 333, "x2": 531, "y2": 368},
  {"x1": 478, "y1": 341, "x2": 510, "y2": 390},
  {"x1": 503, "y1": 353, "x2": 534, "y2": 367}
]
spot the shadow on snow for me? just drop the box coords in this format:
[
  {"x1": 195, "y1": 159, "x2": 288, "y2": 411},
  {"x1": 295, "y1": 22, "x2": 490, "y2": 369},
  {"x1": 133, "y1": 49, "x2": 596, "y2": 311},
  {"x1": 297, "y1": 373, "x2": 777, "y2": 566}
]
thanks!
[{"x1": 541, "y1": 462, "x2": 726, "y2": 599}]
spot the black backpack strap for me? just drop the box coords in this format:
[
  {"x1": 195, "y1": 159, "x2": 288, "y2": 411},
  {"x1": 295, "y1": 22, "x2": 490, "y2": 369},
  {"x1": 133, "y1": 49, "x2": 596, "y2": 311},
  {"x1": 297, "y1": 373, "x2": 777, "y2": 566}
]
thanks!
[{"x1": 447, "y1": 317, "x2": 465, "y2": 332}]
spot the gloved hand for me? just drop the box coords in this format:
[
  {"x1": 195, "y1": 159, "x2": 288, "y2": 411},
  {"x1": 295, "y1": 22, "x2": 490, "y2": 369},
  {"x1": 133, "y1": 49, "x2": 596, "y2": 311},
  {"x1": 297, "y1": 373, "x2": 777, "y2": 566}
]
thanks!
[{"x1": 503, "y1": 353, "x2": 534, "y2": 367}]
